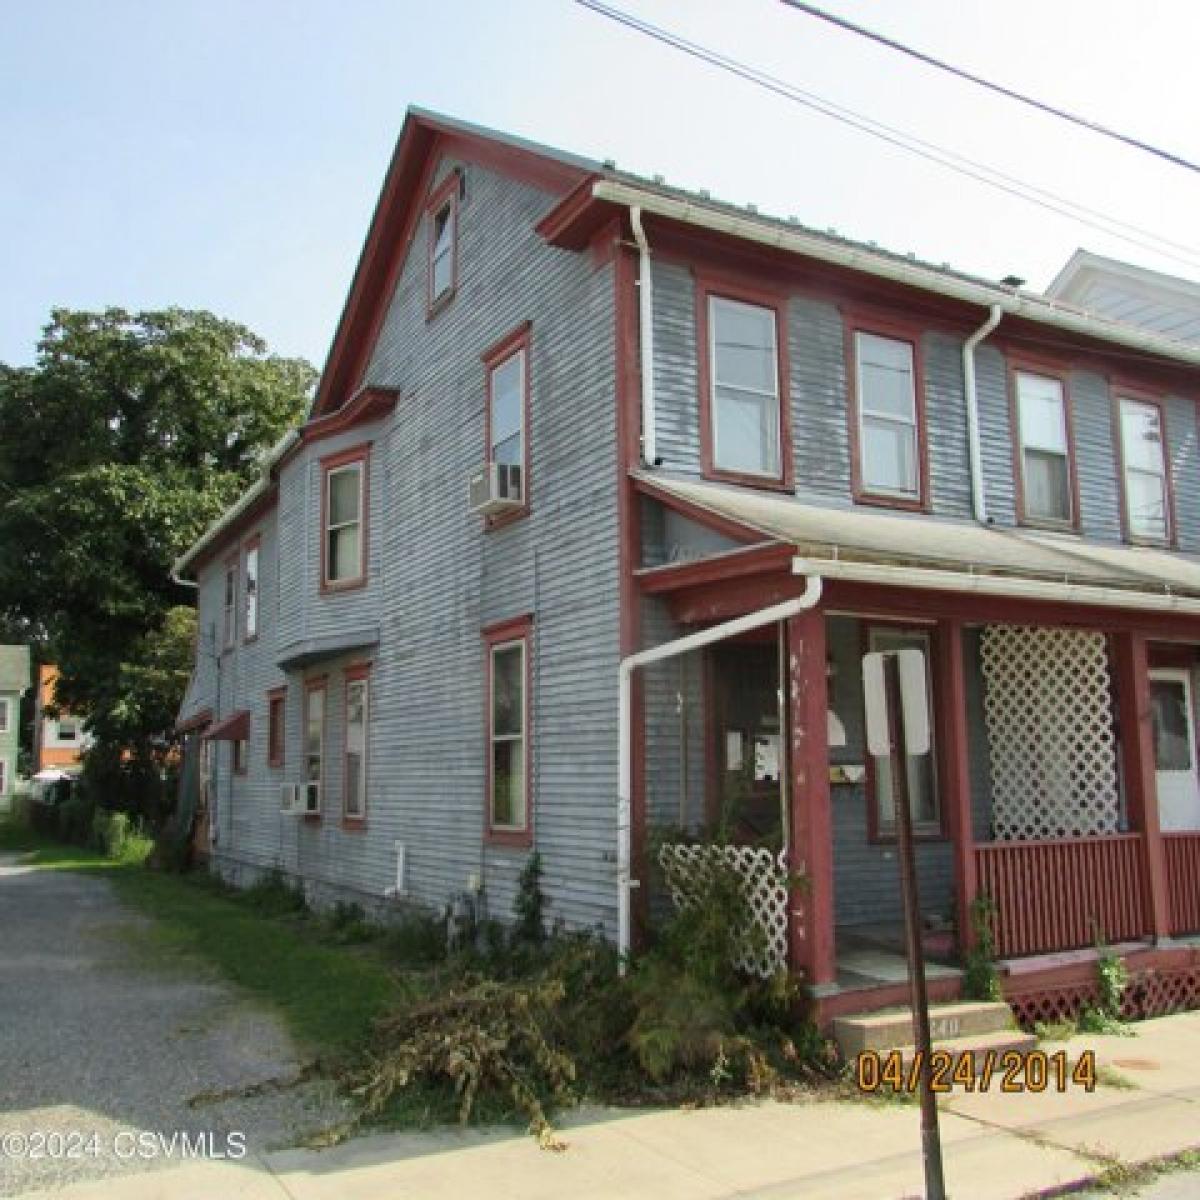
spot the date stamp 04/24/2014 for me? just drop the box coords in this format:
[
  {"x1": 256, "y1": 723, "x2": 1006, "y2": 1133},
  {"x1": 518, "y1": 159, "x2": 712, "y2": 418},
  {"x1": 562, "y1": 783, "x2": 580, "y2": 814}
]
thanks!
[{"x1": 856, "y1": 1048, "x2": 1097, "y2": 1095}]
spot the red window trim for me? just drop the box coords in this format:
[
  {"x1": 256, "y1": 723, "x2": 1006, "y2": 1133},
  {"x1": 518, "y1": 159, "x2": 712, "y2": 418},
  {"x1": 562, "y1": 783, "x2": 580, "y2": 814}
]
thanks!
[
  {"x1": 481, "y1": 321, "x2": 533, "y2": 529},
  {"x1": 1008, "y1": 356, "x2": 1082, "y2": 533},
  {"x1": 696, "y1": 272, "x2": 795, "y2": 493},
  {"x1": 222, "y1": 553, "x2": 239, "y2": 653},
  {"x1": 319, "y1": 443, "x2": 370, "y2": 594},
  {"x1": 341, "y1": 661, "x2": 371, "y2": 828},
  {"x1": 303, "y1": 675, "x2": 327, "y2": 822},
  {"x1": 242, "y1": 533, "x2": 262, "y2": 644},
  {"x1": 1110, "y1": 381, "x2": 1178, "y2": 549},
  {"x1": 266, "y1": 686, "x2": 286, "y2": 769},
  {"x1": 861, "y1": 620, "x2": 948, "y2": 845},
  {"x1": 844, "y1": 313, "x2": 932, "y2": 513},
  {"x1": 425, "y1": 170, "x2": 460, "y2": 320},
  {"x1": 483, "y1": 615, "x2": 534, "y2": 848}
]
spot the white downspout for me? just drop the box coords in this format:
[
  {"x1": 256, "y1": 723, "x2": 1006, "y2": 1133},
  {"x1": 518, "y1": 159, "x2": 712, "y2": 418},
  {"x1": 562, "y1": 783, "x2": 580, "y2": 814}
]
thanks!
[
  {"x1": 630, "y1": 207, "x2": 658, "y2": 467},
  {"x1": 963, "y1": 304, "x2": 1003, "y2": 525},
  {"x1": 616, "y1": 575, "x2": 823, "y2": 970}
]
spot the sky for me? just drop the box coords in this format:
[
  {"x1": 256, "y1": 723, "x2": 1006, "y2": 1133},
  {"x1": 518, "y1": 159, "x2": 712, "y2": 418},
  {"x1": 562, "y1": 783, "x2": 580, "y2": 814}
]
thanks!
[{"x1": 4, "y1": 0, "x2": 1200, "y2": 371}]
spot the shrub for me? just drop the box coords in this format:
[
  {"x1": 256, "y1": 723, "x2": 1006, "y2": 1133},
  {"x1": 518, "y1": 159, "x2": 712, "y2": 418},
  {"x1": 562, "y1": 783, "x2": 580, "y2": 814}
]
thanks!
[
  {"x1": 242, "y1": 868, "x2": 308, "y2": 916},
  {"x1": 323, "y1": 902, "x2": 378, "y2": 945},
  {"x1": 381, "y1": 912, "x2": 447, "y2": 966},
  {"x1": 57, "y1": 793, "x2": 96, "y2": 846},
  {"x1": 90, "y1": 809, "x2": 154, "y2": 864},
  {"x1": 513, "y1": 853, "x2": 545, "y2": 945}
]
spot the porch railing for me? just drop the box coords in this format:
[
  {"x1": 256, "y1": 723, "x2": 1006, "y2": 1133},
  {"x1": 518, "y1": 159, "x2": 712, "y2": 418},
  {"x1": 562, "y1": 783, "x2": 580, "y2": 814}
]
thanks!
[
  {"x1": 1165, "y1": 833, "x2": 1200, "y2": 936},
  {"x1": 974, "y1": 835, "x2": 1148, "y2": 958}
]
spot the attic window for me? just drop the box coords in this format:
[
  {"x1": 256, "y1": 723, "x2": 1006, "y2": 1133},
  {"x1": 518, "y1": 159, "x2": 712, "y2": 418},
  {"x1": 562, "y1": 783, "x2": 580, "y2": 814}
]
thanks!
[{"x1": 427, "y1": 173, "x2": 460, "y2": 314}]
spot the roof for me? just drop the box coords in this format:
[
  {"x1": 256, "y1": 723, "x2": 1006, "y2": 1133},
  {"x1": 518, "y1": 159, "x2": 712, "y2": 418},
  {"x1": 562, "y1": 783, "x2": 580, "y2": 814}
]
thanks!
[
  {"x1": 637, "y1": 473, "x2": 1200, "y2": 605},
  {"x1": 0, "y1": 645, "x2": 31, "y2": 694},
  {"x1": 203, "y1": 710, "x2": 250, "y2": 742}
]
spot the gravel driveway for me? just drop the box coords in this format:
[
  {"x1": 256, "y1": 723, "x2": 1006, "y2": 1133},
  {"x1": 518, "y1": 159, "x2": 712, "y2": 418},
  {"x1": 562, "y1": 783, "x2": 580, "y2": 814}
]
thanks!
[{"x1": 0, "y1": 854, "x2": 349, "y2": 1196}]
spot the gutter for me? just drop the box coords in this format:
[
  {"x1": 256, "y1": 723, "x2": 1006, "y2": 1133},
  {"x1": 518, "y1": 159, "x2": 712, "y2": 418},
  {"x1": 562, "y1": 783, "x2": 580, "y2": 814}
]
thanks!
[
  {"x1": 615, "y1": 575, "x2": 823, "y2": 969},
  {"x1": 592, "y1": 180, "x2": 1200, "y2": 370},
  {"x1": 170, "y1": 430, "x2": 301, "y2": 581}
]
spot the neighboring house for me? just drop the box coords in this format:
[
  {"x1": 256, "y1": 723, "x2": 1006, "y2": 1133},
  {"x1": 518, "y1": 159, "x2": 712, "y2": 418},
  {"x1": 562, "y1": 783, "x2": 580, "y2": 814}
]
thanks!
[
  {"x1": 1047, "y1": 249, "x2": 1200, "y2": 345},
  {"x1": 33, "y1": 664, "x2": 93, "y2": 776},
  {"x1": 0, "y1": 645, "x2": 31, "y2": 813},
  {"x1": 174, "y1": 108, "x2": 1200, "y2": 1026}
]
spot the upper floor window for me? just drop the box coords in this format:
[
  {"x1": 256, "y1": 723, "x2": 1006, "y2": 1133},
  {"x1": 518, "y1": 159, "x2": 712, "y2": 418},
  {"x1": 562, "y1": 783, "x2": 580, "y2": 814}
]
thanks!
[
  {"x1": 0, "y1": 698, "x2": 9, "y2": 733},
  {"x1": 1015, "y1": 370, "x2": 1074, "y2": 527},
  {"x1": 56, "y1": 718, "x2": 78, "y2": 742},
  {"x1": 0, "y1": 758, "x2": 7, "y2": 794},
  {"x1": 1118, "y1": 396, "x2": 1171, "y2": 543},
  {"x1": 706, "y1": 294, "x2": 783, "y2": 481},
  {"x1": 426, "y1": 173, "x2": 459, "y2": 314},
  {"x1": 482, "y1": 323, "x2": 531, "y2": 515},
  {"x1": 321, "y1": 447, "x2": 368, "y2": 591},
  {"x1": 344, "y1": 668, "x2": 369, "y2": 822},
  {"x1": 222, "y1": 557, "x2": 238, "y2": 650},
  {"x1": 243, "y1": 538, "x2": 260, "y2": 641},
  {"x1": 867, "y1": 626, "x2": 940, "y2": 838},
  {"x1": 485, "y1": 617, "x2": 532, "y2": 845},
  {"x1": 853, "y1": 331, "x2": 923, "y2": 504}
]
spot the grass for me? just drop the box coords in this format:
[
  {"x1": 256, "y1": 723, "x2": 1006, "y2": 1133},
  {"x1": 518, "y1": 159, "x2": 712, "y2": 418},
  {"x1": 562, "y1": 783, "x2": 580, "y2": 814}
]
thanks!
[{"x1": 0, "y1": 819, "x2": 401, "y2": 1062}]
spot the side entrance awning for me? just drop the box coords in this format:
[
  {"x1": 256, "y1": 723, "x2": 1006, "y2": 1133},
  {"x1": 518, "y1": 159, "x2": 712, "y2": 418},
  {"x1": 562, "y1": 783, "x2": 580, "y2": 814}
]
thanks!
[{"x1": 203, "y1": 710, "x2": 250, "y2": 742}]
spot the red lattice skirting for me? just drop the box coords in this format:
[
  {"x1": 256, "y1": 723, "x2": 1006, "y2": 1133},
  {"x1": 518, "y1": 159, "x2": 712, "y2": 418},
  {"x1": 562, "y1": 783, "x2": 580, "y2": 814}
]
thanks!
[{"x1": 1007, "y1": 963, "x2": 1200, "y2": 1030}]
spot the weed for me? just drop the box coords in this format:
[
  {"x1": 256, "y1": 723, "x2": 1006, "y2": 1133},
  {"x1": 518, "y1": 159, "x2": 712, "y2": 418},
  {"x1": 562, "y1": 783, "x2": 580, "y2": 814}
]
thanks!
[
  {"x1": 513, "y1": 852, "x2": 545, "y2": 945},
  {"x1": 1035, "y1": 1017, "x2": 1078, "y2": 1042},
  {"x1": 962, "y1": 893, "x2": 1002, "y2": 1002},
  {"x1": 242, "y1": 868, "x2": 309, "y2": 917}
]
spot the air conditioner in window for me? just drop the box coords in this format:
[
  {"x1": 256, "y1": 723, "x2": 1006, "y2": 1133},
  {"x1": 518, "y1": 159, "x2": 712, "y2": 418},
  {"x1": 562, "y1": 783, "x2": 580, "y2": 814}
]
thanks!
[
  {"x1": 468, "y1": 462, "x2": 523, "y2": 516},
  {"x1": 279, "y1": 783, "x2": 299, "y2": 814},
  {"x1": 301, "y1": 781, "x2": 322, "y2": 816}
]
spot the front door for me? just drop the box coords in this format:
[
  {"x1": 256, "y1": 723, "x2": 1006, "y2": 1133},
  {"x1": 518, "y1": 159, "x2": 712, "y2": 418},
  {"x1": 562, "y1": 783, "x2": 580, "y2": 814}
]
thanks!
[{"x1": 1149, "y1": 668, "x2": 1200, "y2": 831}]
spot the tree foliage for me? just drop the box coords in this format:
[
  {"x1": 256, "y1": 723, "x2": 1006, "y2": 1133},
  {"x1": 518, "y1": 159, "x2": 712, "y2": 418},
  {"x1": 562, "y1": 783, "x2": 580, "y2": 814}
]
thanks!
[{"x1": 0, "y1": 307, "x2": 315, "y2": 775}]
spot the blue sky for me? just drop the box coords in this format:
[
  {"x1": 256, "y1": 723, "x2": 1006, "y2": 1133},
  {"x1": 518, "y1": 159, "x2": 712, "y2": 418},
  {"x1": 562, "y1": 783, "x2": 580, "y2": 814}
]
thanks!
[{"x1": 4, "y1": 0, "x2": 1200, "y2": 370}]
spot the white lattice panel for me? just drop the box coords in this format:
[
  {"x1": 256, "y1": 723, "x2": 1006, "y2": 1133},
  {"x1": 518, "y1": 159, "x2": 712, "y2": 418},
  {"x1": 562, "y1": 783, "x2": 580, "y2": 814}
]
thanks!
[
  {"x1": 657, "y1": 843, "x2": 790, "y2": 978},
  {"x1": 981, "y1": 626, "x2": 1119, "y2": 840}
]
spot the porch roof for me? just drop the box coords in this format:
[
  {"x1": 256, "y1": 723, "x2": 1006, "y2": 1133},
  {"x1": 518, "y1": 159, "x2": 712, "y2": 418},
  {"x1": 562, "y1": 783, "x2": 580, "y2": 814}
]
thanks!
[{"x1": 636, "y1": 473, "x2": 1200, "y2": 604}]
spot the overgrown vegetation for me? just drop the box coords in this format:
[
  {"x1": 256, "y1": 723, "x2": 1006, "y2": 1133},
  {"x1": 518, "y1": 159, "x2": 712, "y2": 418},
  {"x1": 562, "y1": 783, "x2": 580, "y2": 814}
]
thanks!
[
  {"x1": 1079, "y1": 944, "x2": 1133, "y2": 1036},
  {"x1": 962, "y1": 892, "x2": 1002, "y2": 1001}
]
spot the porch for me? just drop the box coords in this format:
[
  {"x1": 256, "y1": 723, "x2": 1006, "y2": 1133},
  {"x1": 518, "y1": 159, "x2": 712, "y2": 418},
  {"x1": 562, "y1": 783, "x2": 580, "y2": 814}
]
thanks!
[{"x1": 633, "y1": 477, "x2": 1200, "y2": 1023}]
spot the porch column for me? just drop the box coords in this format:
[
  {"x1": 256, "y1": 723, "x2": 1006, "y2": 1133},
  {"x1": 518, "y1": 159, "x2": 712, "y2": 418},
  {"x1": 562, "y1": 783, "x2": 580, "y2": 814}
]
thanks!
[
  {"x1": 786, "y1": 607, "x2": 836, "y2": 986},
  {"x1": 1113, "y1": 630, "x2": 1171, "y2": 941},
  {"x1": 935, "y1": 620, "x2": 977, "y2": 956}
]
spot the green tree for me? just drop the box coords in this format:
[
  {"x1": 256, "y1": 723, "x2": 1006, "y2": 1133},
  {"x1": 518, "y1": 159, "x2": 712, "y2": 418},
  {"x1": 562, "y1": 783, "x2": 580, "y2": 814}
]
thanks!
[{"x1": 0, "y1": 307, "x2": 314, "y2": 790}]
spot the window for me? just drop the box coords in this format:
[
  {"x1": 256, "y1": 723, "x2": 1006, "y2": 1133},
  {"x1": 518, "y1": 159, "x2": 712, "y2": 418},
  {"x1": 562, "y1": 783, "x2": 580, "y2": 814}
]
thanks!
[
  {"x1": 343, "y1": 668, "x2": 369, "y2": 821},
  {"x1": 1119, "y1": 397, "x2": 1170, "y2": 542},
  {"x1": 244, "y1": 538, "x2": 260, "y2": 641},
  {"x1": 483, "y1": 324, "x2": 531, "y2": 512},
  {"x1": 854, "y1": 331, "x2": 922, "y2": 502},
  {"x1": 0, "y1": 698, "x2": 9, "y2": 733},
  {"x1": 222, "y1": 557, "x2": 238, "y2": 649},
  {"x1": 321, "y1": 448, "x2": 367, "y2": 590},
  {"x1": 485, "y1": 618, "x2": 532, "y2": 842},
  {"x1": 427, "y1": 173, "x2": 459, "y2": 312},
  {"x1": 1015, "y1": 370, "x2": 1074, "y2": 525},
  {"x1": 867, "y1": 627, "x2": 940, "y2": 836},
  {"x1": 0, "y1": 759, "x2": 7, "y2": 794},
  {"x1": 706, "y1": 294, "x2": 783, "y2": 480},
  {"x1": 232, "y1": 737, "x2": 247, "y2": 775},
  {"x1": 267, "y1": 688, "x2": 286, "y2": 769},
  {"x1": 305, "y1": 682, "x2": 326, "y2": 793},
  {"x1": 56, "y1": 718, "x2": 78, "y2": 742}
]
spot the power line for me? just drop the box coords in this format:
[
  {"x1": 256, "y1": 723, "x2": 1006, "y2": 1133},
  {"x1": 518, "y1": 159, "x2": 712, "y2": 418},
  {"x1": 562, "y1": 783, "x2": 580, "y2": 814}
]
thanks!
[
  {"x1": 575, "y1": 0, "x2": 1200, "y2": 270},
  {"x1": 781, "y1": 0, "x2": 1200, "y2": 177}
]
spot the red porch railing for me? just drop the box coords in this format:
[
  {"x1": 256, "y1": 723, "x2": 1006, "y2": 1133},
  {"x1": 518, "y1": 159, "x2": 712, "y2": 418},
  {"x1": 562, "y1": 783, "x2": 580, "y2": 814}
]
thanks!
[
  {"x1": 1164, "y1": 833, "x2": 1200, "y2": 936},
  {"x1": 974, "y1": 835, "x2": 1149, "y2": 958}
]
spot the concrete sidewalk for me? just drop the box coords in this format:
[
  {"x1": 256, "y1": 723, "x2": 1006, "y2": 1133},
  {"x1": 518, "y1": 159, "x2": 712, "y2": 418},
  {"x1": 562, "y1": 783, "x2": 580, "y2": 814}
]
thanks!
[{"x1": 13, "y1": 1011, "x2": 1200, "y2": 1200}]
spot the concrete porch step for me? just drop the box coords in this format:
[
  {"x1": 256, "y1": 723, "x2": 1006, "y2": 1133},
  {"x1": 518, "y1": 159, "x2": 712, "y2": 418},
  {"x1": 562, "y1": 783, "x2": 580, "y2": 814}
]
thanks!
[
  {"x1": 834, "y1": 1000, "x2": 1015, "y2": 1057},
  {"x1": 898, "y1": 1029, "x2": 1039, "y2": 1078}
]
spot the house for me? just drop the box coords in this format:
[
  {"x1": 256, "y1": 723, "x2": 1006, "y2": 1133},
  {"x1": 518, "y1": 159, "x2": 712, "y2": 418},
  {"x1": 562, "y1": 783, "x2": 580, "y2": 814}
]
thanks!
[
  {"x1": 0, "y1": 645, "x2": 31, "y2": 814},
  {"x1": 173, "y1": 108, "x2": 1200, "y2": 1027},
  {"x1": 1047, "y1": 249, "x2": 1200, "y2": 345},
  {"x1": 33, "y1": 664, "x2": 93, "y2": 777}
]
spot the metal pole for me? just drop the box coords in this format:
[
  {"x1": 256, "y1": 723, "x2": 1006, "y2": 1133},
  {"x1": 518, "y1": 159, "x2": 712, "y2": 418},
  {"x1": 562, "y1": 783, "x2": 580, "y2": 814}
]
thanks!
[{"x1": 884, "y1": 654, "x2": 946, "y2": 1200}]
